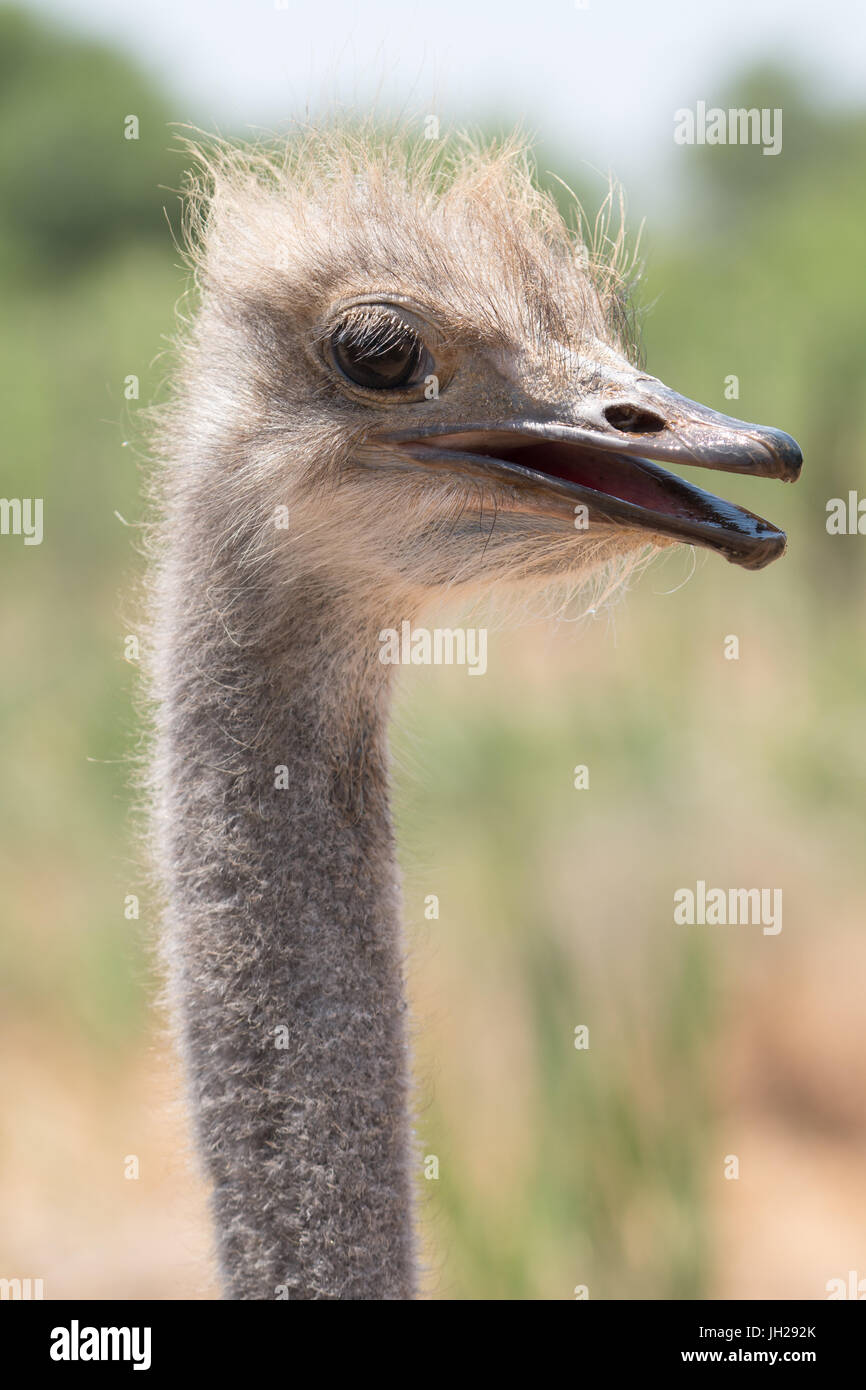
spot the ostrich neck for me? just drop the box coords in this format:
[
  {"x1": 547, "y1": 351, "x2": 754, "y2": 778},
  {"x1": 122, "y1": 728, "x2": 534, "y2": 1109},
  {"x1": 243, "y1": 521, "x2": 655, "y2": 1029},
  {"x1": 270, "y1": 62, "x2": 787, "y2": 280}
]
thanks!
[{"x1": 159, "y1": 566, "x2": 416, "y2": 1300}]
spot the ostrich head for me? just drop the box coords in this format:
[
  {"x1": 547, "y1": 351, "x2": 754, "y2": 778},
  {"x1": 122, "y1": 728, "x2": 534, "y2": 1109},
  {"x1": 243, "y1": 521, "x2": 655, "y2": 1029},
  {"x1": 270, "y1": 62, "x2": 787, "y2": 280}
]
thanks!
[{"x1": 174, "y1": 129, "x2": 801, "y2": 635}]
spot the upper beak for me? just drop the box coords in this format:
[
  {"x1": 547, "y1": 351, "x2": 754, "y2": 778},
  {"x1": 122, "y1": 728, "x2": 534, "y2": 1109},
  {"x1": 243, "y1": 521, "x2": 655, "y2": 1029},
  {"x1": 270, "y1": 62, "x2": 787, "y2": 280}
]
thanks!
[
  {"x1": 606, "y1": 380, "x2": 802, "y2": 482},
  {"x1": 379, "y1": 374, "x2": 803, "y2": 570}
]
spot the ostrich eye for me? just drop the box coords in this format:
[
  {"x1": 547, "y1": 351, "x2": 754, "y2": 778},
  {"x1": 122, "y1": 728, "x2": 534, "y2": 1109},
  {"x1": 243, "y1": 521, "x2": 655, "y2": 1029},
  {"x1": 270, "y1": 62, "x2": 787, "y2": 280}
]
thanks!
[{"x1": 329, "y1": 313, "x2": 429, "y2": 391}]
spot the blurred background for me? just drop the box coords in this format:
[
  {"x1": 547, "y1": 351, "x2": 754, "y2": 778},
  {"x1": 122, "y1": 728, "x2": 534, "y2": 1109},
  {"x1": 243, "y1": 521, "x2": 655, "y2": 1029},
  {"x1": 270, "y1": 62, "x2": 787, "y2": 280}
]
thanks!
[{"x1": 1, "y1": 0, "x2": 864, "y2": 1300}]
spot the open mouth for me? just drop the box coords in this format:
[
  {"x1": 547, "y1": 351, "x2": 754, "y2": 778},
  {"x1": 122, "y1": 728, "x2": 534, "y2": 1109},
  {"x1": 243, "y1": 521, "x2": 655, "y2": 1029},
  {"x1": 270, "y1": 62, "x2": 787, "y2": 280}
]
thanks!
[{"x1": 380, "y1": 410, "x2": 802, "y2": 570}]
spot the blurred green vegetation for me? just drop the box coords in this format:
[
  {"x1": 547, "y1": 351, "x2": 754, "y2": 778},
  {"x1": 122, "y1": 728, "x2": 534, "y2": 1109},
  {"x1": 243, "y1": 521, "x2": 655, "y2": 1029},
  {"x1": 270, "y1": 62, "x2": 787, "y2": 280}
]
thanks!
[
  {"x1": 0, "y1": 6, "x2": 176, "y2": 276},
  {"x1": 1, "y1": 4, "x2": 864, "y2": 1299}
]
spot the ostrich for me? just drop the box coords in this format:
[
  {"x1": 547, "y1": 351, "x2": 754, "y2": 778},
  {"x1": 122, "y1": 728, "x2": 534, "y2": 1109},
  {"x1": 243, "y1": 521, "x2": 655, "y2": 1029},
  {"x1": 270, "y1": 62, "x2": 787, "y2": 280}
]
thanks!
[{"x1": 149, "y1": 127, "x2": 801, "y2": 1301}]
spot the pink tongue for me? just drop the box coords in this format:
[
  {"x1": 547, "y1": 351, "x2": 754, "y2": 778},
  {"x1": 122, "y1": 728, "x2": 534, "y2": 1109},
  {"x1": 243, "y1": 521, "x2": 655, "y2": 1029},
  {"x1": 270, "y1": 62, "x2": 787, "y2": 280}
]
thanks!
[{"x1": 493, "y1": 440, "x2": 701, "y2": 520}]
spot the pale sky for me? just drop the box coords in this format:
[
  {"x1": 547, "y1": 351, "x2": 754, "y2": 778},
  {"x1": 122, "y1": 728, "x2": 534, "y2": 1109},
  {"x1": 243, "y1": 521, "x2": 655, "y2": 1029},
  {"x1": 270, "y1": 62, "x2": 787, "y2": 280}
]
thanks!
[{"x1": 35, "y1": 0, "x2": 866, "y2": 217}]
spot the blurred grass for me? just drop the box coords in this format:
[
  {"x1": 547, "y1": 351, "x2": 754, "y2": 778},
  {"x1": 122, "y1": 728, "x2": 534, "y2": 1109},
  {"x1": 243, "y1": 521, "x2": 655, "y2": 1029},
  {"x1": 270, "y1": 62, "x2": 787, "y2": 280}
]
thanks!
[
  {"x1": 0, "y1": 245, "x2": 177, "y2": 1053},
  {"x1": 2, "y1": 6, "x2": 866, "y2": 1299}
]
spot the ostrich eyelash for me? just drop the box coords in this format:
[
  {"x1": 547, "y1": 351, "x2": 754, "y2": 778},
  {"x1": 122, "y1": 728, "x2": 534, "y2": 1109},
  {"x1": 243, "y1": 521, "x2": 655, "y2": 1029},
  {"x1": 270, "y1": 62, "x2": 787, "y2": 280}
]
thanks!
[{"x1": 328, "y1": 309, "x2": 420, "y2": 358}]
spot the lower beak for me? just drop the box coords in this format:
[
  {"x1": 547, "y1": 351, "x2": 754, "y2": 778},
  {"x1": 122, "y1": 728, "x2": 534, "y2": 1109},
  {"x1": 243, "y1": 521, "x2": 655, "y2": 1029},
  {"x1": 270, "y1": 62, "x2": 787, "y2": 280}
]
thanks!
[{"x1": 380, "y1": 381, "x2": 803, "y2": 570}]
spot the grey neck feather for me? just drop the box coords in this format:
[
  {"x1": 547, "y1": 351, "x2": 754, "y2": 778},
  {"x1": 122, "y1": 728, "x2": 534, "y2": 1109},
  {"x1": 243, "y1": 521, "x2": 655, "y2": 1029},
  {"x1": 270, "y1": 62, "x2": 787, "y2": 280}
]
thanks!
[{"x1": 154, "y1": 548, "x2": 417, "y2": 1300}]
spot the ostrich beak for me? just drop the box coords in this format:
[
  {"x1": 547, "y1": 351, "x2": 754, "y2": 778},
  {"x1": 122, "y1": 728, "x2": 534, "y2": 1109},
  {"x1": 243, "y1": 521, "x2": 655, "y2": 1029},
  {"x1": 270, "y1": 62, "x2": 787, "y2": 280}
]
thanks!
[{"x1": 382, "y1": 376, "x2": 803, "y2": 570}]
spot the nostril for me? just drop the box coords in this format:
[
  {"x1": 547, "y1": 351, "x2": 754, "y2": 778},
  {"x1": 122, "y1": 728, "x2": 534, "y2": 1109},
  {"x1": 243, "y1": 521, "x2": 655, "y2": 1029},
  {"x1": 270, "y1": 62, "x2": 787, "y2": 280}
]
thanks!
[{"x1": 603, "y1": 403, "x2": 667, "y2": 434}]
